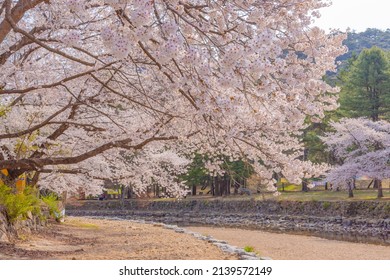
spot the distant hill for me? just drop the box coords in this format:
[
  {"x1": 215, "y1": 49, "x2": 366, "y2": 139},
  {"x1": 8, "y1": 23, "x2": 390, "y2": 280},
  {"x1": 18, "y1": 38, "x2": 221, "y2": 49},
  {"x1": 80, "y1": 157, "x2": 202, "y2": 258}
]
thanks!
[{"x1": 338, "y1": 28, "x2": 390, "y2": 62}]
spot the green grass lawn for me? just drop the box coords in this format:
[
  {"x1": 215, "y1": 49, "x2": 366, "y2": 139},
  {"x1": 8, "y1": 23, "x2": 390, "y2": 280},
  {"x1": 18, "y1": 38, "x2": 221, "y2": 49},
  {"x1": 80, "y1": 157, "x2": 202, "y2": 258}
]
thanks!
[
  {"x1": 113, "y1": 183, "x2": 390, "y2": 203},
  {"x1": 172, "y1": 188, "x2": 390, "y2": 202},
  {"x1": 273, "y1": 189, "x2": 390, "y2": 201}
]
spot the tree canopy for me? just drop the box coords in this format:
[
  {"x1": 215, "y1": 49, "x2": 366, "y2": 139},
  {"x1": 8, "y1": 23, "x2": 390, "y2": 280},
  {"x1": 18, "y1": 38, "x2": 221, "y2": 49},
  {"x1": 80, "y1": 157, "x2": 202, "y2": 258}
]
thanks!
[
  {"x1": 338, "y1": 47, "x2": 390, "y2": 121},
  {"x1": 321, "y1": 118, "x2": 390, "y2": 195},
  {"x1": 0, "y1": 0, "x2": 345, "y2": 195}
]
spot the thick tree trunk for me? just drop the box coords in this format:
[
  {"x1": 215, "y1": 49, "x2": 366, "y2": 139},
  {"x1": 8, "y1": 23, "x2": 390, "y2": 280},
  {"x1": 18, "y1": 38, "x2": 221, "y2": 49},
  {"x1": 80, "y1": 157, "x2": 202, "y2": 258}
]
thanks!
[
  {"x1": 375, "y1": 179, "x2": 383, "y2": 198},
  {"x1": 220, "y1": 177, "x2": 225, "y2": 196},
  {"x1": 347, "y1": 181, "x2": 354, "y2": 198},
  {"x1": 210, "y1": 178, "x2": 215, "y2": 196},
  {"x1": 233, "y1": 180, "x2": 239, "y2": 194},
  {"x1": 156, "y1": 184, "x2": 160, "y2": 198},
  {"x1": 214, "y1": 177, "x2": 221, "y2": 196},
  {"x1": 127, "y1": 185, "x2": 133, "y2": 199},
  {"x1": 222, "y1": 176, "x2": 229, "y2": 196},
  {"x1": 192, "y1": 185, "x2": 197, "y2": 196},
  {"x1": 0, "y1": 0, "x2": 45, "y2": 45},
  {"x1": 302, "y1": 181, "x2": 309, "y2": 192},
  {"x1": 372, "y1": 178, "x2": 379, "y2": 189}
]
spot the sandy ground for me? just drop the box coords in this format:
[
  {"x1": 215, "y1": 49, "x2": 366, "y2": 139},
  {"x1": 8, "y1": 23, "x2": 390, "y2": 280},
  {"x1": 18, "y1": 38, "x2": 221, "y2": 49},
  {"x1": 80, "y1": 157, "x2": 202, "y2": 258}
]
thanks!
[
  {"x1": 1, "y1": 217, "x2": 389, "y2": 260},
  {"x1": 0, "y1": 217, "x2": 236, "y2": 260},
  {"x1": 185, "y1": 226, "x2": 390, "y2": 260}
]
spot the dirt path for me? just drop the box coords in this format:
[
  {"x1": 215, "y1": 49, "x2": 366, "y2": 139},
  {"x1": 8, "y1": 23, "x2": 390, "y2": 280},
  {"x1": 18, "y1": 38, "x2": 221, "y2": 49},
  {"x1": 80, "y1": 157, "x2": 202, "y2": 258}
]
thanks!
[
  {"x1": 2, "y1": 217, "x2": 389, "y2": 260},
  {"x1": 0, "y1": 217, "x2": 237, "y2": 260},
  {"x1": 185, "y1": 226, "x2": 390, "y2": 260}
]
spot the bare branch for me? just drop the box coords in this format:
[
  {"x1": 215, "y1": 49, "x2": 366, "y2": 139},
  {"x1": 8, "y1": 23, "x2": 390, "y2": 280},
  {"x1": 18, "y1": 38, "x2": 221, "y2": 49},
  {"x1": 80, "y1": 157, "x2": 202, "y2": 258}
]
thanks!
[
  {"x1": 0, "y1": 62, "x2": 117, "y2": 95},
  {"x1": 0, "y1": 0, "x2": 44, "y2": 44},
  {"x1": 4, "y1": 0, "x2": 95, "y2": 66},
  {"x1": 0, "y1": 135, "x2": 178, "y2": 170},
  {"x1": 0, "y1": 99, "x2": 73, "y2": 140}
]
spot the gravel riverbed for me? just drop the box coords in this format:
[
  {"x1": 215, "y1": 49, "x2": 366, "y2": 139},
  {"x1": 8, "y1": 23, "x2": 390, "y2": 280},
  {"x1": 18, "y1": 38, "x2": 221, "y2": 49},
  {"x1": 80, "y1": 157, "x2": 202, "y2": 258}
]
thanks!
[{"x1": 185, "y1": 226, "x2": 390, "y2": 260}]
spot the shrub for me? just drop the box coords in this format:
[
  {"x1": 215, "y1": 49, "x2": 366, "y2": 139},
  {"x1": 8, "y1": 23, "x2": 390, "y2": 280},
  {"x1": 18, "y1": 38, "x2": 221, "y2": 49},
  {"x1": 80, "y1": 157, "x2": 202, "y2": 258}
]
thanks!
[
  {"x1": 41, "y1": 193, "x2": 61, "y2": 219},
  {"x1": 0, "y1": 184, "x2": 41, "y2": 222},
  {"x1": 322, "y1": 201, "x2": 331, "y2": 210},
  {"x1": 383, "y1": 204, "x2": 390, "y2": 214}
]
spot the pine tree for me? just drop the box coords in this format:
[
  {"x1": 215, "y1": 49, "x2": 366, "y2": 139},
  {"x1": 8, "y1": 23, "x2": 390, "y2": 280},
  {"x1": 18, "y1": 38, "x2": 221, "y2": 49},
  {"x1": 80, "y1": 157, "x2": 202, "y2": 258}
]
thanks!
[
  {"x1": 336, "y1": 47, "x2": 390, "y2": 198},
  {"x1": 339, "y1": 47, "x2": 390, "y2": 121}
]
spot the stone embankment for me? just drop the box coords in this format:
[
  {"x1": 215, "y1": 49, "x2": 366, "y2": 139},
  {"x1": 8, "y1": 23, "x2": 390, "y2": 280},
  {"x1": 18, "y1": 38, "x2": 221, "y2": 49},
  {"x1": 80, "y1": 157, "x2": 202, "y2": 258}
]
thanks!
[
  {"x1": 0, "y1": 208, "x2": 9, "y2": 242},
  {"x1": 0, "y1": 206, "x2": 45, "y2": 243},
  {"x1": 67, "y1": 199, "x2": 390, "y2": 245}
]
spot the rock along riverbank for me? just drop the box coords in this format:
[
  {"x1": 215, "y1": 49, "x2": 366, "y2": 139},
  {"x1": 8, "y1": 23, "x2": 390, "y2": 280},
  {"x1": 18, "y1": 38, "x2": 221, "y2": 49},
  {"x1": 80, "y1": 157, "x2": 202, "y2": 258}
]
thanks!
[{"x1": 67, "y1": 199, "x2": 390, "y2": 246}]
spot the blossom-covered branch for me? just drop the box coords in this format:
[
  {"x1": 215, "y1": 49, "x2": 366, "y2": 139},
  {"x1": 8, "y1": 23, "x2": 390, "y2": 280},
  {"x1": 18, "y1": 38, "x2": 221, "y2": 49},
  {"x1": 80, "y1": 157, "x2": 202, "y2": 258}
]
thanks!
[{"x1": 0, "y1": 0, "x2": 346, "y2": 195}]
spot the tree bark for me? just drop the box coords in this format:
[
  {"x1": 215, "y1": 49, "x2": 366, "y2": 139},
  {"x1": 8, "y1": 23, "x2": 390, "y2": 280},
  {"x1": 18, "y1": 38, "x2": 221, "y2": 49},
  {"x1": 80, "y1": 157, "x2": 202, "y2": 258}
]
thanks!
[
  {"x1": 30, "y1": 171, "x2": 40, "y2": 187},
  {"x1": 233, "y1": 180, "x2": 239, "y2": 194},
  {"x1": 347, "y1": 181, "x2": 354, "y2": 198},
  {"x1": 0, "y1": 0, "x2": 45, "y2": 45},
  {"x1": 222, "y1": 176, "x2": 228, "y2": 196},
  {"x1": 375, "y1": 179, "x2": 383, "y2": 198},
  {"x1": 210, "y1": 178, "x2": 215, "y2": 196},
  {"x1": 0, "y1": 135, "x2": 178, "y2": 173},
  {"x1": 373, "y1": 179, "x2": 378, "y2": 189},
  {"x1": 192, "y1": 185, "x2": 197, "y2": 196},
  {"x1": 214, "y1": 177, "x2": 220, "y2": 196},
  {"x1": 302, "y1": 181, "x2": 309, "y2": 192}
]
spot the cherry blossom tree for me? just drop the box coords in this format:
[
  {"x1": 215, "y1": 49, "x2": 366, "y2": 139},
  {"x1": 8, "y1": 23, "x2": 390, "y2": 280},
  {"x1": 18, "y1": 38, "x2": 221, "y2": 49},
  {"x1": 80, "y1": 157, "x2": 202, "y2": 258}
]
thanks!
[
  {"x1": 322, "y1": 118, "x2": 390, "y2": 198},
  {"x1": 0, "y1": 0, "x2": 346, "y2": 195}
]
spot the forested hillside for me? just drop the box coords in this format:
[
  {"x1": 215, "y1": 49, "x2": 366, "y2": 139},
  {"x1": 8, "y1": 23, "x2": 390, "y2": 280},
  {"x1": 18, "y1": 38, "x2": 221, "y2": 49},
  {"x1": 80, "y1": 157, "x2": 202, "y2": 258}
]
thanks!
[{"x1": 338, "y1": 28, "x2": 390, "y2": 62}]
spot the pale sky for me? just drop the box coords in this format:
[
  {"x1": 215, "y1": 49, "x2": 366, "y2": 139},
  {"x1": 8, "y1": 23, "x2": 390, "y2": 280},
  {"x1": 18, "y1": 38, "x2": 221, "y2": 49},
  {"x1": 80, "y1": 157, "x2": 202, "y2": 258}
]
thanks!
[{"x1": 313, "y1": 0, "x2": 390, "y2": 32}]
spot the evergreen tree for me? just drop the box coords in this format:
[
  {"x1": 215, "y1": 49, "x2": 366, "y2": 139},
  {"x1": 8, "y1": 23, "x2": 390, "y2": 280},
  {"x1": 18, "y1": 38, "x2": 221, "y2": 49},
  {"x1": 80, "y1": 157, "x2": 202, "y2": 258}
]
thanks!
[
  {"x1": 181, "y1": 154, "x2": 254, "y2": 196},
  {"x1": 338, "y1": 47, "x2": 390, "y2": 121},
  {"x1": 335, "y1": 47, "x2": 390, "y2": 197}
]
